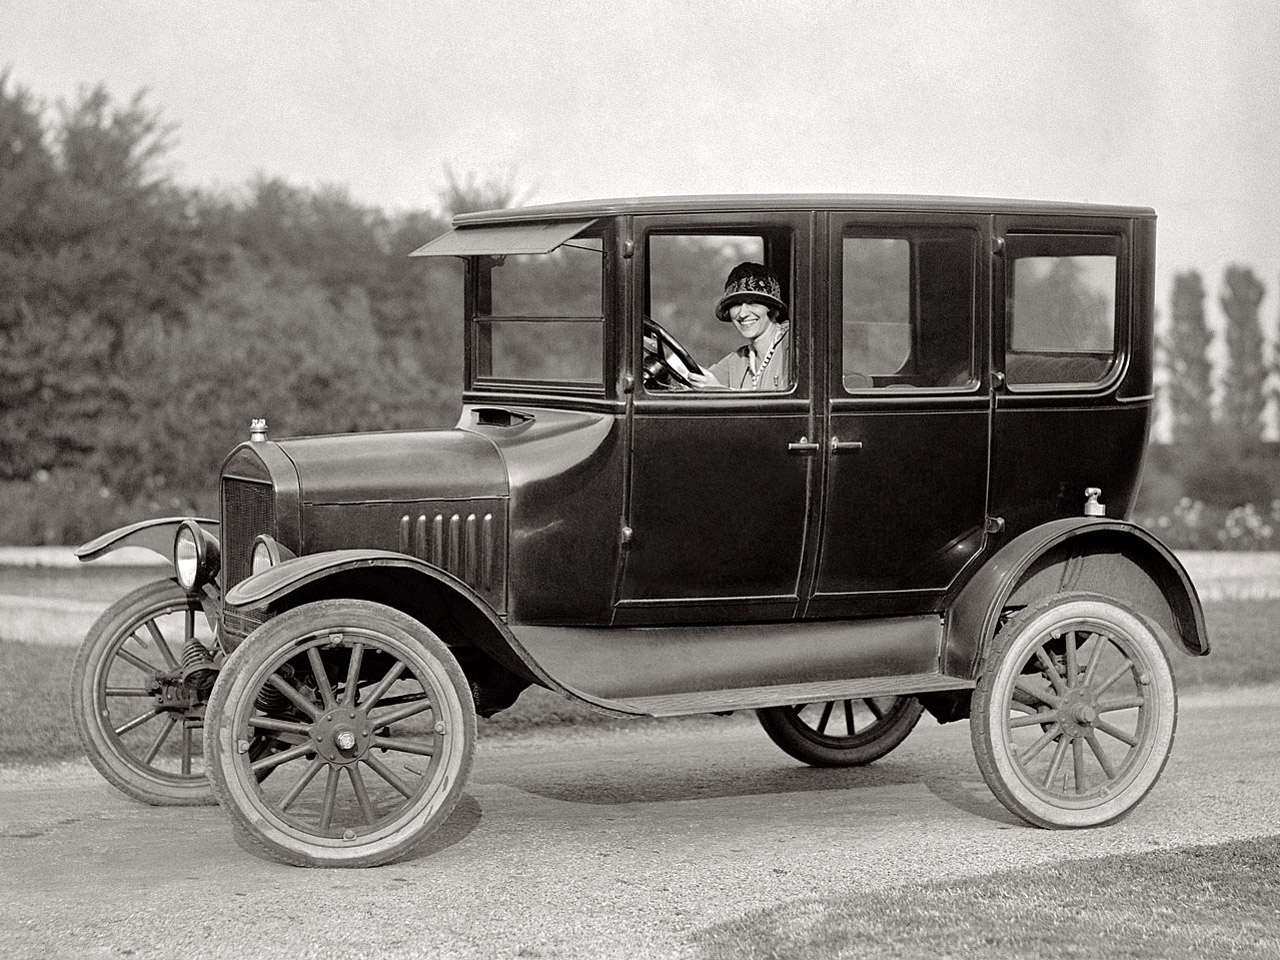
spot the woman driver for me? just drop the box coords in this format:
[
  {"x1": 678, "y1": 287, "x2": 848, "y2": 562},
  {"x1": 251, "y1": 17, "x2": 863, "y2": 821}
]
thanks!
[{"x1": 687, "y1": 261, "x2": 790, "y2": 391}]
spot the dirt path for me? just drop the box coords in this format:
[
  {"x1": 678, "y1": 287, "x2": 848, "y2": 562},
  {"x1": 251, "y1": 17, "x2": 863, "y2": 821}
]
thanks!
[{"x1": 2, "y1": 685, "x2": 1277, "y2": 960}]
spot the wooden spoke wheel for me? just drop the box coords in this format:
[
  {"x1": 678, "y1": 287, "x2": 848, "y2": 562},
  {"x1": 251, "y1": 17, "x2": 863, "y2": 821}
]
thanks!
[
  {"x1": 757, "y1": 695, "x2": 925, "y2": 767},
  {"x1": 971, "y1": 592, "x2": 1177, "y2": 828},
  {"x1": 71, "y1": 579, "x2": 217, "y2": 806},
  {"x1": 204, "y1": 600, "x2": 475, "y2": 868}
]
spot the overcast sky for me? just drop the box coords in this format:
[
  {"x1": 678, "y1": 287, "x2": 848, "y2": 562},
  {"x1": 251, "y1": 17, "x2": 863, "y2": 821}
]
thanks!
[{"x1": 4, "y1": 0, "x2": 1279, "y2": 332}]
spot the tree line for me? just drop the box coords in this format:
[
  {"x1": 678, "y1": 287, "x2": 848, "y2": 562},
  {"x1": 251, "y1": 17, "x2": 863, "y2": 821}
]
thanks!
[
  {"x1": 0, "y1": 74, "x2": 1276, "y2": 542},
  {"x1": 0, "y1": 75, "x2": 505, "y2": 542},
  {"x1": 1151, "y1": 264, "x2": 1278, "y2": 515}
]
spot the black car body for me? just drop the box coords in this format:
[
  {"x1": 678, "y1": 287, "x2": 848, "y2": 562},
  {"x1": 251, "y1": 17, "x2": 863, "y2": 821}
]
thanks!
[{"x1": 75, "y1": 195, "x2": 1208, "y2": 866}]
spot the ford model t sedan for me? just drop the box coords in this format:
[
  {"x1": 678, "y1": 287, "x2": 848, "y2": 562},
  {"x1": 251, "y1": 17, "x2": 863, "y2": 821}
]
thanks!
[{"x1": 73, "y1": 194, "x2": 1209, "y2": 866}]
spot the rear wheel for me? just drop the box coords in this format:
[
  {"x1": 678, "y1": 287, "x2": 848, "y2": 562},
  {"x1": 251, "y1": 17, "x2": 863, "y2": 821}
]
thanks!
[
  {"x1": 71, "y1": 579, "x2": 217, "y2": 806},
  {"x1": 204, "y1": 600, "x2": 475, "y2": 867},
  {"x1": 971, "y1": 592, "x2": 1177, "y2": 828},
  {"x1": 757, "y1": 696, "x2": 925, "y2": 767}
]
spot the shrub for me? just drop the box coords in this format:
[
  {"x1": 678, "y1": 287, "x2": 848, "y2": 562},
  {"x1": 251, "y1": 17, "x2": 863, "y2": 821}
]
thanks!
[
  {"x1": 1135, "y1": 497, "x2": 1280, "y2": 551},
  {"x1": 1181, "y1": 456, "x2": 1275, "y2": 509},
  {"x1": 0, "y1": 470, "x2": 213, "y2": 546}
]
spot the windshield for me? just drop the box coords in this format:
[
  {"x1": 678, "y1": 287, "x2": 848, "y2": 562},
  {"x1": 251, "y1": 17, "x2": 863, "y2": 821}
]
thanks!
[{"x1": 471, "y1": 229, "x2": 606, "y2": 391}]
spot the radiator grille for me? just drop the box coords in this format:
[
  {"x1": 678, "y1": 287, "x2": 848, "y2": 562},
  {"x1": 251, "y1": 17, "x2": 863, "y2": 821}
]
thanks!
[{"x1": 220, "y1": 478, "x2": 275, "y2": 591}]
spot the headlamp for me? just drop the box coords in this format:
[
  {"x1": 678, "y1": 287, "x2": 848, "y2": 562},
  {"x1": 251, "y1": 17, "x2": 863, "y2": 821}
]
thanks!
[
  {"x1": 174, "y1": 520, "x2": 220, "y2": 592},
  {"x1": 250, "y1": 534, "x2": 295, "y2": 577}
]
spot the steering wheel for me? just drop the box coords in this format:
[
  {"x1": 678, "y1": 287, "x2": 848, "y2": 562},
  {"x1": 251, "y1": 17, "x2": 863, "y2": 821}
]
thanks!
[{"x1": 642, "y1": 317, "x2": 704, "y2": 389}]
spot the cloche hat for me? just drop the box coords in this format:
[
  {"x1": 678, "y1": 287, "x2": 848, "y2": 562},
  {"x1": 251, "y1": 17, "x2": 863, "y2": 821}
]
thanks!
[{"x1": 715, "y1": 261, "x2": 788, "y2": 322}]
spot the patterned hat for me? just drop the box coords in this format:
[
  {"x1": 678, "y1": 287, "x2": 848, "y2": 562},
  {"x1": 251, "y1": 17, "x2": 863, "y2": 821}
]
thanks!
[{"x1": 715, "y1": 261, "x2": 787, "y2": 321}]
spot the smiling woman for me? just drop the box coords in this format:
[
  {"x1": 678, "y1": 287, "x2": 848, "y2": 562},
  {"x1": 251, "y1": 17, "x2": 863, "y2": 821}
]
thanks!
[{"x1": 690, "y1": 261, "x2": 792, "y2": 391}]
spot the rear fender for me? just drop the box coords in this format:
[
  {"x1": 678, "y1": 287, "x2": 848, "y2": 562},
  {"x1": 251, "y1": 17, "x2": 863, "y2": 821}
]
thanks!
[
  {"x1": 225, "y1": 549, "x2": 633, "y2": 717},
  {"x1": 945, "y1": 518, "x2": 1208, "y2": 679},
  {"x1": 76, "y1": 517, "x2": 219, "y2": 567}
]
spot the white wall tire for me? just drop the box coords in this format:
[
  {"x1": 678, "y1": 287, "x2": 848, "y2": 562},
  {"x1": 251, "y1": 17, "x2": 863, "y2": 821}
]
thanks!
[
  {"x1": 971, "y1": 592, "x2": 1177, "y2": 828},
  {"x1": 204, "y1": 600, "x2": 475, "y2": 867}
]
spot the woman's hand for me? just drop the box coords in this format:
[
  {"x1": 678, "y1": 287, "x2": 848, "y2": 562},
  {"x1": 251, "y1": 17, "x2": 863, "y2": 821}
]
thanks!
[{"x1": 685, "y1": 368, "x2": 726, "y2": 389}]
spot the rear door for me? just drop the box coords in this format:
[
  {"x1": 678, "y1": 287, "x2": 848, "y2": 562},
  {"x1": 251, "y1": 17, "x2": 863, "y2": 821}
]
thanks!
[
  {"x1": 988, "y1": 216, "x2": 1146, "y2": 536},
  {"x1": 806, "y1": 212, "x2": 993, "y2": 617}
]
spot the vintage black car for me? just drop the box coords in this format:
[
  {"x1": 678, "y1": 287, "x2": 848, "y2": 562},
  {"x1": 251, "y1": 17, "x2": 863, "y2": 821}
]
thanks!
[{"x1": 72, "y1": 194, "x2": 1209, "y2": 867}]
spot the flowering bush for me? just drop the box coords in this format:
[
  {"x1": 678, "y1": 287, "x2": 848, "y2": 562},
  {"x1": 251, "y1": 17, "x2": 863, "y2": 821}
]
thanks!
[{"x1": 1135, "y1": 497, "x2": 1280, "y2": 551}]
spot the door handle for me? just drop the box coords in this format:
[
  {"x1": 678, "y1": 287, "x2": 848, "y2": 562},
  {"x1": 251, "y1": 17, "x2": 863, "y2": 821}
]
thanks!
[
  {"x1": 787, "y1": 436, "x2": 821, "y2": 454},
  {"x1": 830, "y1": 436, "x2": 864, "y2": 453}
]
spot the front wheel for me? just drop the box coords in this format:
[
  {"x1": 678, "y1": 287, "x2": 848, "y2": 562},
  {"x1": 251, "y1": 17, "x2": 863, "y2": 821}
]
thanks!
[
  {"x1": 757, "y1": 696, "x2": 925, "y2": 767},
  {"x1": 204, "y1": 600, "x2": 475, "y2": 867},
  {"x1": 971, "y1": 593, "x2": 1177, "y2": 828},
  {"x1": 71, "y1": 579, "x2": 217, "y2": 805}
]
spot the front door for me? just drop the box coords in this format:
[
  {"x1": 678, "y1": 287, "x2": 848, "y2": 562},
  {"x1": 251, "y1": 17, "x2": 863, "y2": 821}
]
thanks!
[
  {"x1": 807, "y1": 213, "x2": 993, "y2": 617},
  {"x1": 615, "y1": 213, "x2": 815, "y2": 624}
]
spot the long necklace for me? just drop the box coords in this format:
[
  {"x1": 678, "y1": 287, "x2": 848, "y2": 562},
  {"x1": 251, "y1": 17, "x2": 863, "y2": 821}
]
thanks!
[{"x1": 746, "y1": 328, "x2": 786, "y2": 390}]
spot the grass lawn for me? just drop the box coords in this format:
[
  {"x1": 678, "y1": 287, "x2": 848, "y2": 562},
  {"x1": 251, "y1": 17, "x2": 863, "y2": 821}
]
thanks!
[
  {"x1": 1, "y1": 595, "x2": 1275, "y2": 766},
  {"x1": 692, "y1": 836, "x2": 1280, "y2": 959}
]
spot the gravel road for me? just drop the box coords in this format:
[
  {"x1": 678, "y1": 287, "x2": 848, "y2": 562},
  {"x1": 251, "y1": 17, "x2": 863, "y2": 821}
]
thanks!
[{"x1": 2, "y1": 685, "x2": 1277, "y2": 960}]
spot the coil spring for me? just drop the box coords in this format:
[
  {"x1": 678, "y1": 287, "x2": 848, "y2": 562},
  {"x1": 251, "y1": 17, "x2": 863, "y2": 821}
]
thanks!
[
  {"x1": 181, "y1": 637, "x2": 216, "y2": 674},
  {"x1": 255, "y1": 663, "x2": 294, "y2": 714},
  {"x1": 180, "y1": 638, "x2": 218, "y2": 693}
]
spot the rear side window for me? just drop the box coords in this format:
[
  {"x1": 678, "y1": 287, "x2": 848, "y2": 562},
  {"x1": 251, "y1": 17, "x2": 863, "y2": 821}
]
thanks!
[
  {"x1": 840, "y1": 228, "x2": 976, "y2": 391},
  {"x1": 1006, "y1": 234, "x2": 1119, "y2": 387}
]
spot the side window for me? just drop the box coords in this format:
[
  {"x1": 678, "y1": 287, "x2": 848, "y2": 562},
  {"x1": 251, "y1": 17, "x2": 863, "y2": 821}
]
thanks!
[
  {"x1": 841, "y1": 230, "x2": 975, "y2": 391},
  {"x1": 1006, "y1": 235, "x2": 1119, "y2": 387},
  {"x1": 643, "y1": 229, "x2": 794, "y2": 393}
]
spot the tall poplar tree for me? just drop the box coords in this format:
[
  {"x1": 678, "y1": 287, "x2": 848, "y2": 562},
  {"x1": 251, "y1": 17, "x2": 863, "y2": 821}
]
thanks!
[
  {"x1": 1219, "y1": 264, "x2": 1267, "y2": 444},
  {"x1": 1162, "y1": 270, "x2": 1215, "y2": 444}
]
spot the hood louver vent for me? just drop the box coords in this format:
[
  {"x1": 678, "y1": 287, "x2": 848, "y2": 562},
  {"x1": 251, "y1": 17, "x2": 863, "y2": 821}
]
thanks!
[{"x1": 399, "y1": 511, "x2": 496, "y2": 591}]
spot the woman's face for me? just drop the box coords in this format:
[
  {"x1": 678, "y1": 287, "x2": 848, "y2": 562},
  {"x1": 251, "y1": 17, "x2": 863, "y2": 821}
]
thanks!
[{"x1": 728, "y1": 301, "x2": 774, "y2": 340}]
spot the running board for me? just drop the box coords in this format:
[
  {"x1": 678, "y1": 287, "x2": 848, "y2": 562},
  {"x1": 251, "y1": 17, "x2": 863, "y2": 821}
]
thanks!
[{"x1": 606, "y1": 673, "x2": 975, "y2": 718}]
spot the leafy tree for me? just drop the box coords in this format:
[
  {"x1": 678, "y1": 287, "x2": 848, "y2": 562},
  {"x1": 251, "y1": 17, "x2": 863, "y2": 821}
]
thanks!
[
  {"x1": 437, "y1": 164, "x2": 529, "y2": 217},
  {"x1": 124, "y1": 258, "x2": 454, "y2": 492},
  {"x1": 0, "y1": 79, "x2": 214, "y2": 488},
  {"x1": 1162, "y1": 270, "x2": 1215, "y2": 444},
  {"x1": 1219, "y1": 264, "x2": 1267, "y2": 444},
  {"x1": 0, "y1": 70, "x2": 56, "y2": 254}
]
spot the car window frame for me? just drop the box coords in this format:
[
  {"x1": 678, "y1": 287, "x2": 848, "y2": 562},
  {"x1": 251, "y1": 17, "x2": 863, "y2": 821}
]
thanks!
[
  {"x1": 829, "y1": 214, "x2": 984, "y2": 398},
  {"x1": 632, "y1": 212, "x2": 812, "y2": 409},
  {"x1": 464, "y1": 220, "x2": 617, "y2": 399},
  {"x1": 1000, "y1": 229, "x2": 1130, "y2": 395}
]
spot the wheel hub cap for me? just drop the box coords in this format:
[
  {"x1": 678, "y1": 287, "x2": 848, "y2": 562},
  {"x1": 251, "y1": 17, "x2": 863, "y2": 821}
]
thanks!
[
  {"x1": 1057, "y1": 688, "x2": 1101, "y2": 736},
  {"x1": 312, "y1": 711, "x2": 372, "y2": 764},
  {"x1": 1071, "y1": 703, "x2": 1098, "y2": 725}
]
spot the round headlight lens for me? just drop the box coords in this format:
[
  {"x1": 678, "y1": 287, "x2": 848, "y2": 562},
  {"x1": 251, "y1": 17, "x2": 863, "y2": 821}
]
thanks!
[
  {"x1": 250, "y1": 538, "x2": 275, "y2": 577},
  {"x1": 174, "y1": 526, "x2": 199, "y2": 591}
]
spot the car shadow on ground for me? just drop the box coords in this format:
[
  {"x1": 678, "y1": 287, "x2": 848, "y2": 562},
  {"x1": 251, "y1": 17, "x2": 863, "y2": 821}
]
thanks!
[
  {"x1": 474, "y1": 752, "x2": 1021, "y2": 827},
  {"x1": 414, "y1": 794, "x2": 484, "y2": 856}
]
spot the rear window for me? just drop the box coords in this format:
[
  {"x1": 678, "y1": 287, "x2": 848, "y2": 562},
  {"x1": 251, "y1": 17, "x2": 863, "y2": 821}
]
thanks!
[{"x1": 1006, "y1": 235, "x2": 1120, "y2": 387}]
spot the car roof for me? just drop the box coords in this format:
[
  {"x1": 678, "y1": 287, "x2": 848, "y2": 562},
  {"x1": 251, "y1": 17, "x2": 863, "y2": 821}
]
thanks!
[{"x1": 452, "y1": 193, "x2": 1156, "y2": 226}]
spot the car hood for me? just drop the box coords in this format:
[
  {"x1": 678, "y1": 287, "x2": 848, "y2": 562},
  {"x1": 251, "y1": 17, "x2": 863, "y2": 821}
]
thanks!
[{"x1": 276, "y1": 429, "x2": 508, "y2": 505}]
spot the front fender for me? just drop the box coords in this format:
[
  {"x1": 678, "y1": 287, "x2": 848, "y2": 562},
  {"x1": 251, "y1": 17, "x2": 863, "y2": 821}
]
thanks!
[
  {"x1": 225, "y1": 549, "x2": 635, "y2": 719},
  {"x1": 945, "y1": 517, "x2": 1208, "y2": 679},
  {"x1": 225, "y1": 549, "x2": 488, "y2": 609},
  {"x1": 76, "y1": 517, "x2": 219, "y2": 567}
]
